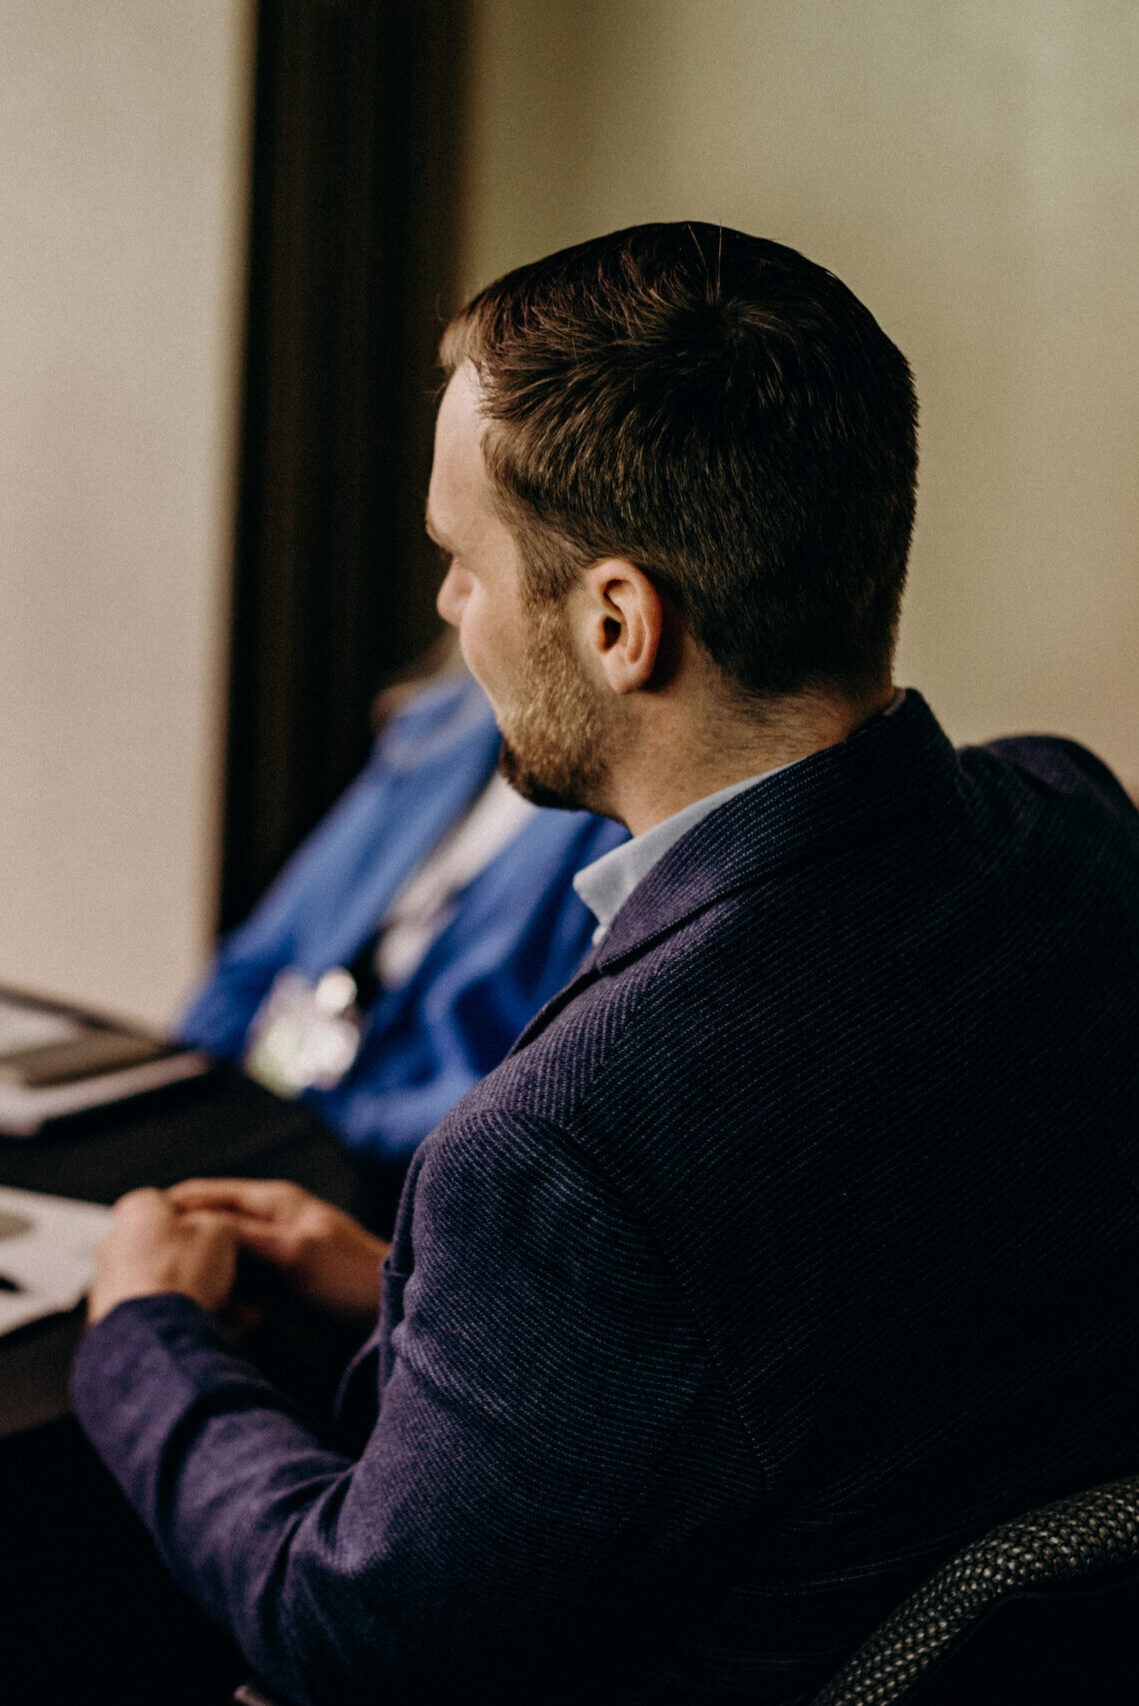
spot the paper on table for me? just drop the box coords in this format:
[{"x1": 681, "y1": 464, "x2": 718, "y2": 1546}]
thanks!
[
  {"x1": 0, "y1": 1184, "x2": 112, "y2": 1337},
  {"x1": 0, "y1": 989, "x2": 213, "y2": 1137},
  {"x1": 0, "y1": 1049, "x2": 212, "y2": 1138},
  {"x1": 0, "y1": 999, "x2": 85, "y2": 1054}
]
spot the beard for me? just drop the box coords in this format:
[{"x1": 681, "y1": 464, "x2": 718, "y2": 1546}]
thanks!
[{"x1": 495, "y1": 601, "x2": 610, "y2": 814}]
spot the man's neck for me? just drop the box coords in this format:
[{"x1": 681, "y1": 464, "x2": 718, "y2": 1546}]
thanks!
[{"x1": 607, "y1": 683, "x2": 896, "y2": 838}]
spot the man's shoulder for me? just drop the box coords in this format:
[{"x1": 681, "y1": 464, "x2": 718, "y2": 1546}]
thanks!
[
  {"x1": 973, "y1": 730, "x2": 1139, "y2": 834},
  {"x1": 443, "y1": 704, "x2": 1138, "y2": 1122}
]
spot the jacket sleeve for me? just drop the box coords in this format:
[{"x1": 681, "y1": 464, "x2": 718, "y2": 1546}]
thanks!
[{"x1": 71, "y1": 1110, "x2": 709, "y2": 1706}]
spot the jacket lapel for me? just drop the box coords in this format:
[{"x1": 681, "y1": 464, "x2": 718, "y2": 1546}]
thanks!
[{"x1": 508, "y1": 953, "x2": 603, "y2": 1052}]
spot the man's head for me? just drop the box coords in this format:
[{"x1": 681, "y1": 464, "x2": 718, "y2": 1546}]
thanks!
[
  {"x1": 440, "y1": 222, "x2": 917, "y2": 702},
  {"x1": 429, "y1": 222, "x2": 918, "y2": 821}
]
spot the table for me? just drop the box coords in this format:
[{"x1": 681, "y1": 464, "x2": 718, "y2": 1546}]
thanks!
[{"x1": 0, "y1": 1066, "x2": 366, "y2": 1437}]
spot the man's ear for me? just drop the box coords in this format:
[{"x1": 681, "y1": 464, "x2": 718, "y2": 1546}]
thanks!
[{"x1": 580, "y1": 559, "x2": 664, "y2": 695}]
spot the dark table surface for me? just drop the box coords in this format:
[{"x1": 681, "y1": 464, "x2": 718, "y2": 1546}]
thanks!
[{"x1": 0, "y1": 1067, "x2": 366, "y2": 1437}]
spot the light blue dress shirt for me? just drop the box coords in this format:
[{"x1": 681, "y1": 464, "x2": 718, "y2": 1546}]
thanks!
[
  {"x1": 573, "y1": 767, "x2": 792, "y2": 944},
  {"x1": 573, "y1": 693, "x2": 906, "y2": 943}
]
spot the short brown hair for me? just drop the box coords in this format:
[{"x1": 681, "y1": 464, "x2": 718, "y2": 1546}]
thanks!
[{"x1": 441, "y1": 222, "x2": 918, "y2": 702}]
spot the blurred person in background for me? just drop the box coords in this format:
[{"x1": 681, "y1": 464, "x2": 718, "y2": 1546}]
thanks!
[{"x1": 179, "y1": 645, "x2": 624, "y2": 1230}]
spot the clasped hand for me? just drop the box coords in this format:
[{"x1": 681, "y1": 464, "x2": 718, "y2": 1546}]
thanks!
[{"x1": 87, "y1": 1179, "x2": 391, "y2": 1328}]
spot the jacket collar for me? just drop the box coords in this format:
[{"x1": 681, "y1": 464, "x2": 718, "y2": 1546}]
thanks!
[
  {"x1": 508, "y1": 690, "x2": 964, "y2": 1055},
  {"x1": 590, "y1": 688, "x2": 963, "y2": 972}
]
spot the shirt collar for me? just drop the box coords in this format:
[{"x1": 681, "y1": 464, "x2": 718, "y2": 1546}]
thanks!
[
  {"x1": 572, "y1": 765, "x2": 792, "y2": 944},
  {"x1": 573, "y1": 691, "x2": 906, "y2": 944}
]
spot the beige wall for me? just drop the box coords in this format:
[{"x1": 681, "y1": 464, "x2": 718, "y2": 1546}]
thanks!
[
  {"x1": 460, "y1": 0, "x2": 1139, "y2": 782},
  {"x1": 0, "y1": 3, "x2": 250, "y2": 1027},
  {"x1": 2, "y1": 4, "x2": 1134, "y2": 1033}
]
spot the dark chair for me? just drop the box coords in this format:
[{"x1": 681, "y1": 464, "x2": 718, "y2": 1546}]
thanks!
[
  {"x1": 809, "y1": 1473, "x2": 1139, "y2": 1705},
  {"x1": 231, "y1": 1475, "x2": 1139, "y2": 1706}
]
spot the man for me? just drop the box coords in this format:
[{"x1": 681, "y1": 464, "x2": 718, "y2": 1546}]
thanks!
[{"x1": 74, "y1": 224, "x2": 1139, "y2": 1705}]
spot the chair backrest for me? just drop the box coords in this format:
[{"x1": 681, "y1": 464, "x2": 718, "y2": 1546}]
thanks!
[
  {"x1": 232, "y1": 1478, "x2": 1139, "y2": 1706},
  {"x1": 809, "y1": 1473, "x2": 1139, "y2": 1706}
]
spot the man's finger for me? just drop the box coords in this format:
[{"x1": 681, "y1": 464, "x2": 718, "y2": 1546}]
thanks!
[
  {"x1": 167, "y1": 1198, "x2": 304, "y2": 1264},
  {"x1": 212, "y1": 1217, "x2": 298, "y2": 1263},
  {"x1": 177, "y1": 1208, "x2": 238, "y2": 1236},
  {"x1": 168, "y1": 1179, "x2": 299, "y2": 1218},
  {"x1": 112, "y1": 1187, "x2": 172, "y2": 1227}
]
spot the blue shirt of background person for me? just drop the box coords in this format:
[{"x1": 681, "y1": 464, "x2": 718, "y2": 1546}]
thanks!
[{"x1": 178, "y1": 673, "x2": 626, "y2": 1165}]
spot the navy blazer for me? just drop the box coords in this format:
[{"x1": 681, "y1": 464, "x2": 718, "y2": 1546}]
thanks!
[{"x1": 73, "y1": 691, "x2": 1139, "y2": 1705}]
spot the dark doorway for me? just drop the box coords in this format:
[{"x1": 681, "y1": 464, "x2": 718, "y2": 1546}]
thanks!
[{"x1": 219, "y1": 0, "x2": 470, "y2": 932}]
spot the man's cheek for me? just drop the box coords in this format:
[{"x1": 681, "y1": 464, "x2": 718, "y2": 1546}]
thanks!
[{"x1": 461, "y1": 638, "x2": 512, "y2": 722}]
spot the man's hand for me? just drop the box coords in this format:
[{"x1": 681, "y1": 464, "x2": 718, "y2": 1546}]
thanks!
[
  {"x1": 88, "y1": 1188, "x2": 239, "y2": 1325},
  {"x1": 166, "y1": 1179, "x2": 390, "y2": 1320}
]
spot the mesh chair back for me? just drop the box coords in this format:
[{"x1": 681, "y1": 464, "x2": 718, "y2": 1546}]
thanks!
[{"x1": 809, "y1": 1474, "x2": 1139, "y2": 1706}]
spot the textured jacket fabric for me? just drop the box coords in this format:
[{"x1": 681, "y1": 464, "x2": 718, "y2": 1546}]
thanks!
[
  {"x1": 73, "y1": 691, "x2": 1139, "y2": 1705},
  {"x1": 178, "y1": 675, "x2": 626, "y2": 1161}
]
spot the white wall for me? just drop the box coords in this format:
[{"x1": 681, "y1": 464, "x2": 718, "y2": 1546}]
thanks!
[
  {"x1": 0, "y1": 3, "x2": 250, "y2": 1027},
  {"x1": 459, "y1": 0, "x2": 1139, "y2": 784}
]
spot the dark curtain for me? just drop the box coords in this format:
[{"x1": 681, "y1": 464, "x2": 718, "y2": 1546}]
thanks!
[{"x1": 219, "y1": 0, "x2": 470, "y2": 932}]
